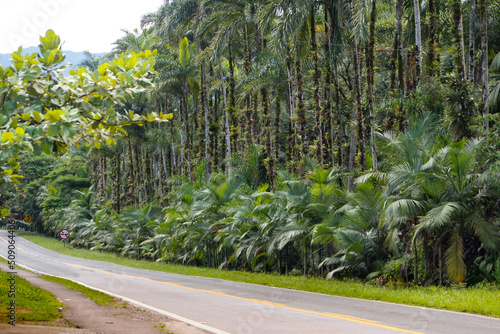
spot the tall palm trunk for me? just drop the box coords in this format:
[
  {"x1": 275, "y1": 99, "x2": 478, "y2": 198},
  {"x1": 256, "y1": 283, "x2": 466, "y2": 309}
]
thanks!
[
  {"x1": 201, "y1": 60, "x2": 210, "y2": 182},
  {"x1": 413, "y1": 0, "x2": 422, "y2": 86},
  {"x1": 347, "y1": 0, "x2": 361, "y2": 190},
  {"x1": 296, "y1": 59, "x2": 307, "y2": 159},
  {"x1": 244, "y1": 97, "x2": 252, "y2": 148},
  {"x1": 427, "y1": 0, "x2": 439, "y2": 77},
  {"x1": 228, "y1": 40, "x2": 238, "y2": 153},
  {"x1": 367, "y1": 0, "x2": 378, "y2": 171},
  {"x1": 451, "y1": 0, "x2": 466, "y2": 77},
  {"x1": 480, "y1": 0, "x2": 488, "y2": 132},
  {"x1": 324, "y1": 6, "x2": 334, "y2": 167},
  {"x1": 134, "y1": 144, "x2": 142, "y2": 203},
  {"x1": 274, "y1": 90, "x2": 280, "y2": 161},
  {"x1": 219, "y1": 58, "x2": 231, "y2": 177},
  {"x1": 327, "y1": 4, "x2": 343, "y2": 169},
  {"x1": 210, "y1": 89, "x2": 219, "y2": 171},
  {"x1": 324, "y1": 65, "x2": 334, "y2": 167},
  {"x1": 244, "y1": 24, "x2": 254, "y2": 148},
  {"x1": 396, "y1": 0, "x2": 404, "y2": 90},
  {"x1": 183, "y1": 79, "x2": 192, "y2": 179},
  {"x1": 396, "y1": 0, "x2": 405, "y2": 130},
  {"x1": 261, "y1": 87, "x2": 273, "y2": 186},
  {"x1": 468, "y1": 0, "x2": 477, "y2": 81},
  {"x1": 333, "y1": 59, "x2": 343, "y2": 170},
  {"x1": 358, "y1": 47, "x2": 366, "y2": 171},
  {"x1": 286, "y1": 47, "x2": 296, "y2": 162},
  {"x1": 156, "y1": 154, "x2": 163, "y2": 199},
  {"x1": 145, "y1": 150, "x2": 153, "y2": 201},
  {"x1": 95, "y1": 156, "x2": 101, "y2": 198},
  {"x1": 193, "y1": 94, "x2": 199, "y2": 152},
  {"x1": 254, "y1": 23, "x2": 264, "y2": 150},
  {"x1": 127, "y1": 137, "x2": 136, "y2": 205},
  {"x1": 414, "y1": 235, "x2": 418, "y2": 284},
  {"x1": 252, "y1": 95, "x2": 257, "y2": 145},
  {"x1": 102, "y1": 156, "x2": 107, "y2": 201},
  {"x1": 161, "y1": 144, "x2": 167, "y2": 181},
  {"x1": 390, "y1": 33, "x2": 397, "y2": 91},
  {"x1": 113, "y1": 151, "x2": 121, "y2": 212},
  {"x1": 178, "y1": 98, "x2": 185, "y2": 175},
  {"x1": 310, "y1": 6, "x2": 323, "y2": 165},
  {"x1": 167, "y1": 98, "x2": 177, "y2": 177}
]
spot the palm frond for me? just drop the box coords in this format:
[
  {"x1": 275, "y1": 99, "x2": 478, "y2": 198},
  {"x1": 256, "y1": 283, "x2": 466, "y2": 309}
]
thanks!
[
  {"x1": 420, "y1": 202, "x2": 463, "y2": 231},
  {"x1": 472, "y1": 218, "x2": 500, "y2": 251},
  {"x1": 445, "y1": 231, "x2": 466, "y2": 283}
]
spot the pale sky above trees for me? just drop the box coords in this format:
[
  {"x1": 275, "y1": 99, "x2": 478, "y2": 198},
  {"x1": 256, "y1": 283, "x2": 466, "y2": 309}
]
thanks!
[{"x1": 0, "y1": 0, "x2": 164, "y2": 53}]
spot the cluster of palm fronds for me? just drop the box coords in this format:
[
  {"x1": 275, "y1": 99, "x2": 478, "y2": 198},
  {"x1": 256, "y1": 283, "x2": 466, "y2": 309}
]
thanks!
[{"x1": 40, "y1": 117, "x2": 500, "y2": 286}]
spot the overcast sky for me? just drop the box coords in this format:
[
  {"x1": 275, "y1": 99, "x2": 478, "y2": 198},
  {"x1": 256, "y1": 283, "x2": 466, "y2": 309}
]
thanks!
[{"x1": 0, "y1": 0, "x2": 165, "y2": 53}]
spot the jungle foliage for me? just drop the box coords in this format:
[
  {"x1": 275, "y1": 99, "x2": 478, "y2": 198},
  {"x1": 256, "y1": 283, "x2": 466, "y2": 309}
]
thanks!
[{"x1": 4, "y1": 0, "x2": 500, "y2": 286}]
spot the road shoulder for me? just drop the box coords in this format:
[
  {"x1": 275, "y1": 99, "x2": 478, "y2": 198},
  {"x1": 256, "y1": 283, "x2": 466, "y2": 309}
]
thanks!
[{"x1": 0, "y1": 262, "x2": 209, "y2": 334}]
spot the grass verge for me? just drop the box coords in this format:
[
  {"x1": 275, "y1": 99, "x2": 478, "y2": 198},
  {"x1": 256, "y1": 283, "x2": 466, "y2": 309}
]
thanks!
[
  {"x1": 17, "y1": 231, "x2": 500, "y2": 318},
  {"x1": 40, "y1": 276, "x2": 117, "y2": 307},
  {"x1": 0, "y1": 266, "x2": 62, "y2": 323}
]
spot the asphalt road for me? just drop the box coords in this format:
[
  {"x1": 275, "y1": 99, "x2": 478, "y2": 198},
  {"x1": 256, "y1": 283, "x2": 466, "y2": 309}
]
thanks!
[{"x1": 1, "y1": 230, "x2": 499, "y2": 334}]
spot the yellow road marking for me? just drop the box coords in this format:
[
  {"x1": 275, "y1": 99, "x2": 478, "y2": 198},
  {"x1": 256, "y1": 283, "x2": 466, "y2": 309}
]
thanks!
[{"x1": 0, "y1": 235, "x2": 425, "y2": 334}]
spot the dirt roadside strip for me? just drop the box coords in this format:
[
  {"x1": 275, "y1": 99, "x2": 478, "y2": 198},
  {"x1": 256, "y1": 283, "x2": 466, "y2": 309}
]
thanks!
[{"x1": 0, "y1": 262, "x2": 210, "y2": 334}]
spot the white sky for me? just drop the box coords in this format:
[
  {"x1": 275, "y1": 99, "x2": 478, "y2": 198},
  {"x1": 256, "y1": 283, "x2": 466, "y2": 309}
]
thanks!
[{"x1": 0, "y1": 0, "x2": 165, "y2": 53}]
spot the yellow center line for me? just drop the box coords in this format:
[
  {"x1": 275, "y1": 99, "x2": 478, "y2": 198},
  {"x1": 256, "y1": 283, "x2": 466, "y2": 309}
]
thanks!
[
  {"x1": 0, "y1": 236, "x2": 426, "y2": 334},
  {"x1": 325, "y1": 313, "x2": 381, "y2": 323}
]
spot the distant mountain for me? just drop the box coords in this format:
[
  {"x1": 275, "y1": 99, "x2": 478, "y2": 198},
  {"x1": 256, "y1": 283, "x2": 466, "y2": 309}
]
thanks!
[{"x1": 0, "y1": 47, "x2": 106, "y2": 74}]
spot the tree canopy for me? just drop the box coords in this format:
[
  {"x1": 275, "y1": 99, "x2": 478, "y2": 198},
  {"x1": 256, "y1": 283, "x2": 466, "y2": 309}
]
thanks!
[{"x1": 0, "y1": 30, "x2": 171, "y2": 216}]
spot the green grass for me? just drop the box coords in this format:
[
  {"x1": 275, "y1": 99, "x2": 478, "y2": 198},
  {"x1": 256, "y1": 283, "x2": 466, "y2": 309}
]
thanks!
[
  {"x1": 17, "y1": 231, "x2": 500, "y2": 318},
  {"x1": 0, "y1": 266, "x2": 62, "y2": 323},
  {"x1": 40, "y1": 276, "x2": 117, "y2": 307}
]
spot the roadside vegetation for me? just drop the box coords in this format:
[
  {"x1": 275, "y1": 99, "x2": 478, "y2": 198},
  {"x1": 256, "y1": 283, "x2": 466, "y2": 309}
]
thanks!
[
  {"x1": 2, "y1": 0, "x2": 500, "y2": 314},
  {"x1": 18, "y1": 231, "x2": 500, "y2": 318},
  {"x1": 0, "y1": 266, "x2": 62, "y2": 323}
]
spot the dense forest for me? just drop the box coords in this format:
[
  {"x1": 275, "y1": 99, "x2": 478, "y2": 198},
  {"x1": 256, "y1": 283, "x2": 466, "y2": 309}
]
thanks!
[{"x1": 5, "y1": 0, "x2": 500, "y2": 286}]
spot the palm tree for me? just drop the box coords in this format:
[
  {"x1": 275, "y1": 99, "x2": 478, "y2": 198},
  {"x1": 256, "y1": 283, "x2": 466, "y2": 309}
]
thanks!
[
  {"x1": 115, "y1": 204, "x2": 161, "y2": 259},
  {"x1": 237, "y1": 50, "x2": 288, "y2": 185},
  {"x1": 324, "y1": 1, "x2": 347, "y2": 168},
  {"x1": 144, "y1": 0, "x2": 201, "y2": 45},
  {"x1": 76, "y1": 206, "x2": 118, "y2": 252},
  {"x1": 365, "y1": 115, "x2": 441, "y2": 283},
  {"x1": 414, "y1": 139, "x2": 500, "y2": 283},
  {"x1": 65, "y1": 188, "x2": 97, "y2": 248},
  {"x1": 197, "y1": 0, "x2": 246, "y2": 154},
  {"x1": 201, "y1": 0, "x2": 264, "y2": 149},
  {"x1": 160, "y1": 37, "x2": 198, "y2": 177},
  {"x1": 108, "y1": 28, "x2": 159, "y2": 57},
  {"x1": 267, "y1": 0, "x2": 315, "y2": 161},
  {"x1": 271, "y1": 169, "x2": 317, "y2": 275},
  {"x1": 221, "y1": 184, "x2": 283, "y2": 271},
  {"x1": 319, "y1": 182, "x2": 386, "y2": 279}
]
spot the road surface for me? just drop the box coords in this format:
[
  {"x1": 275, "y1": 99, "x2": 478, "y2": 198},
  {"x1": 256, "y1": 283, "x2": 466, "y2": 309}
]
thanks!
[{"x1": 1, "y1": 230, "x2": 499, "y2": 334}]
